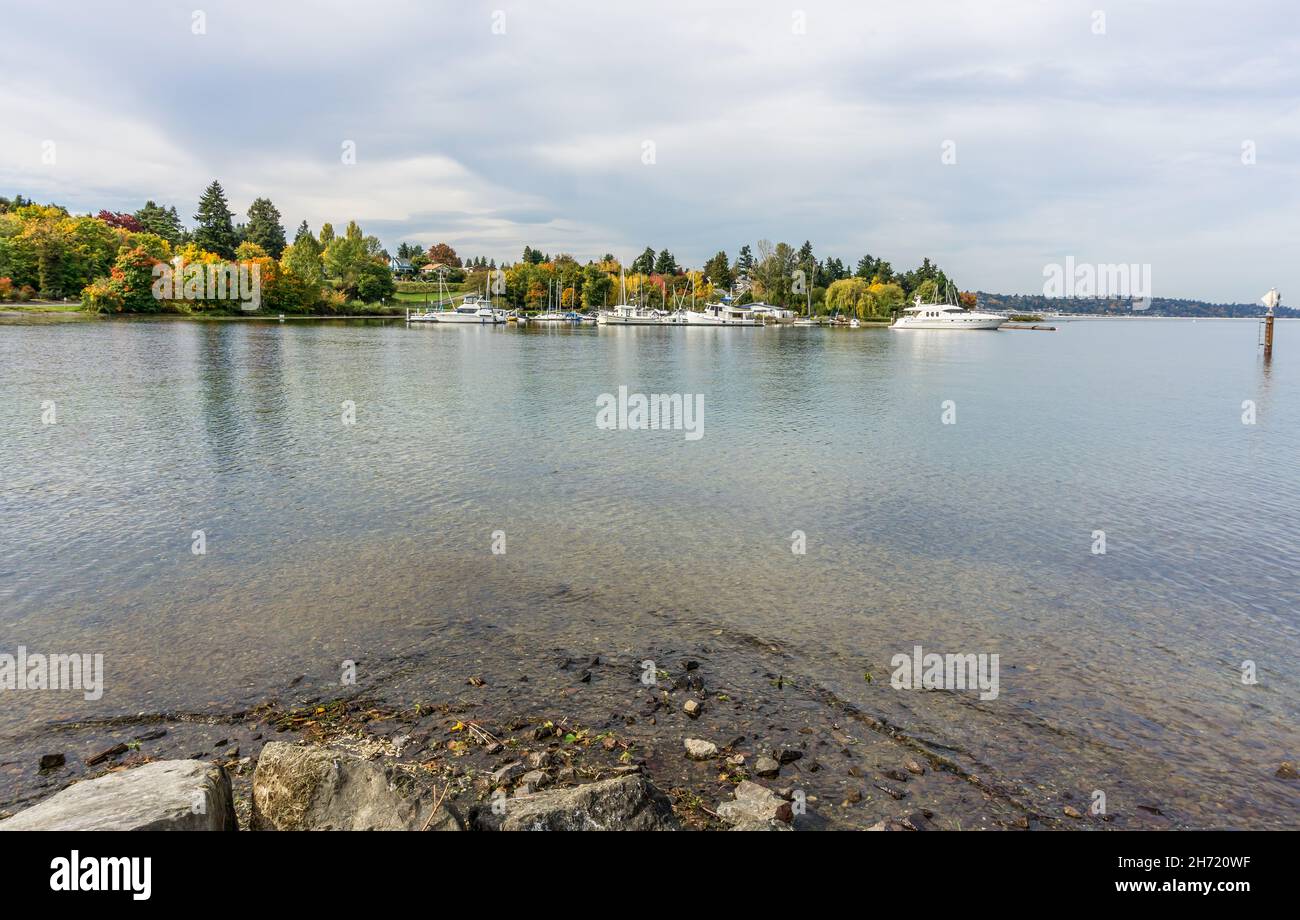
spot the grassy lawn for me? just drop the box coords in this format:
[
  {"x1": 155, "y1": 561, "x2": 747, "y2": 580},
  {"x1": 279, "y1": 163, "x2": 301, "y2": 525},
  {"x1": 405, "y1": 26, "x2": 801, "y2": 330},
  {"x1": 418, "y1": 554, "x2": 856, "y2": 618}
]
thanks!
[
  {"x1": 393, "y1": 289, "x2": 467, "y2": 303},
  {"x1": 0, "y1": 301, "x2": 84, "y2": 313}
]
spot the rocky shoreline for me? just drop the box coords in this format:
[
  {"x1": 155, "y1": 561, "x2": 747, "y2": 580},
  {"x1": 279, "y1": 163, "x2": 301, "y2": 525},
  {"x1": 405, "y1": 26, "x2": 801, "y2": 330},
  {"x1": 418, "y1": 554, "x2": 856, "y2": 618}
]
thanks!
[{"x1": 0, "y1": 638, "x2": 1160, "y2": 831}]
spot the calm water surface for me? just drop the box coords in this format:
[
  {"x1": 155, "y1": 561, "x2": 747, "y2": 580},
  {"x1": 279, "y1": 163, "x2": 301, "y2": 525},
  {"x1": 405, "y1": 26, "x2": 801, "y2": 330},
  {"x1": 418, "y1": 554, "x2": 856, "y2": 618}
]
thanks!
[{"x1": 1, "y1": 315, "x2": 1296, "y2": 826}]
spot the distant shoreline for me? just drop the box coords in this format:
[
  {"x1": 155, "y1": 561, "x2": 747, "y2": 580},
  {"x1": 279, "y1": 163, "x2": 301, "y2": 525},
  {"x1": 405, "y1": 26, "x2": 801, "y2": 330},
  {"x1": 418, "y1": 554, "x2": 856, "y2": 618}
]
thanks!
[{"x1": 2, "y1": 297, "x2": 1289, "y2": 324}]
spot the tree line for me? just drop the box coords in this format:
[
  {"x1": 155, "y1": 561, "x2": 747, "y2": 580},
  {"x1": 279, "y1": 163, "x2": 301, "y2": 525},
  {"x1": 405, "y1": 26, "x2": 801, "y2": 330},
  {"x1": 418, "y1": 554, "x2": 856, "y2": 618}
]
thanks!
[
  {"x1": 0, "y1": 183, "x2": 395, "y2": 313},
  {"x1": 1, "y1": 187, "x2": 960, "y2": 318}
]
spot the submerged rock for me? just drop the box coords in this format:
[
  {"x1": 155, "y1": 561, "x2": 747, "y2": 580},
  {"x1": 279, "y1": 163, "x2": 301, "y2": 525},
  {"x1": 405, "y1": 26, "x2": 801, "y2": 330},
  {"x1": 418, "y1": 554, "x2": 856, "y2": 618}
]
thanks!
[
  {"x1": 867, "y1": 811, "x2": 934, "y2": 831},
  {"x1": 684, "y1": 739, "x2": 718, "y2": 760},
  {"x1": 1, "y1": 760, "x2": 235, "y2": 831},
  {"x1": 250, "y1": 741, "x2": 462, "y2": 831},
  {"x1": 474, "y1": 774, "x2": 679, "y2": 831}
]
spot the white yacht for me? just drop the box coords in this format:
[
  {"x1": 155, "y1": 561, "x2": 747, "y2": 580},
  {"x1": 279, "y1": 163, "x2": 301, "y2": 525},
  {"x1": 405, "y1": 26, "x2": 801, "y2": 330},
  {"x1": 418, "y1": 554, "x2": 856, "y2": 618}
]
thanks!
[
  {"x1": 684, "y1": 302, "x2": 761, "y2": 326},
  {"x1": 598, "y1": 304, "x2": 667, "y2": 325},
  {"x1": 891, "y1": 295, "x2": 1006, "y2": 330},
  {"x1": 411, "y1": 293, "x2": 504, "y2": 324}
]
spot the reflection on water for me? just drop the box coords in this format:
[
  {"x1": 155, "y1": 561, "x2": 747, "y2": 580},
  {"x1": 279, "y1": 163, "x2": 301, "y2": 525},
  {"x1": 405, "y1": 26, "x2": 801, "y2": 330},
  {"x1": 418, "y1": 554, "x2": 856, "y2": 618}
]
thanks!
[{"x1": 0, "y1": 316, "x2": 1297, "y2": 826}]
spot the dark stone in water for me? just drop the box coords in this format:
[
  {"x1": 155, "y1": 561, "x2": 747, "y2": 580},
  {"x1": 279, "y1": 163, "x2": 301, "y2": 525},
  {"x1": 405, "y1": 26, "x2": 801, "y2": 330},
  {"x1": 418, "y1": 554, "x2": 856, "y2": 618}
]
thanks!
[
  {"x1": 86, "y1": 743, "x2": 128, "y2": 766},
  {"x1": 869, "y1": 811, "x2": 932, "y2": 831},
  {"x1": 39, "y1": 754, "x2": 65, "y2": 771}
]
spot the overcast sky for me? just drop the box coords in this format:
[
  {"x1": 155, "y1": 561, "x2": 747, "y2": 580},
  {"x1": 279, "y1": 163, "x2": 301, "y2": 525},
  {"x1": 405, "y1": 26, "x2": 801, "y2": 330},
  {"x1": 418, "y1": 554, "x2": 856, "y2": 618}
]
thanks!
[{"x1": 2, "y1": 0, "x2": 1296, "y2": 300}]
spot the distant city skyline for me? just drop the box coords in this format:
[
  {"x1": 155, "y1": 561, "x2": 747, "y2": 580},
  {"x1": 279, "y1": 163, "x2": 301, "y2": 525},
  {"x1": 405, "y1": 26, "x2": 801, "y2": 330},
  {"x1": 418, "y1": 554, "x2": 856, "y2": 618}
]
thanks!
[{"x1": 2, "y1": 0, "x2": 1296, "y2": 302}]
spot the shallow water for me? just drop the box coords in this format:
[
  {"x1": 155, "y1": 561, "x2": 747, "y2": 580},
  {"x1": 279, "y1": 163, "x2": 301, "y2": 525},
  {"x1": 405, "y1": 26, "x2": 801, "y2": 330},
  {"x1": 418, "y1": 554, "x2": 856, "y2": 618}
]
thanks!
[{"x1": 1, "y1": 315, "x2": 1296, "y2": 826}]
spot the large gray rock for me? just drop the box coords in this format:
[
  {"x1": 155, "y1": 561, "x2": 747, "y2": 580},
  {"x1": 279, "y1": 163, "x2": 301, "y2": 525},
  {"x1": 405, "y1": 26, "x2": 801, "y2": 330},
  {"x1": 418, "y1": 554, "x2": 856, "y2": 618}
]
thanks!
[
  {"x1": 717, "y1": 780, "x2": 793, "y2": 827},
  {"x1": 0, "y1": 760, "x2": 235, "y2": 831},
  {"x1": 251, "y1": 742, "x2": 462, "y2": 831},
  {"x1": 475, "y1": 774, "x2": 680, "y2": 831}
]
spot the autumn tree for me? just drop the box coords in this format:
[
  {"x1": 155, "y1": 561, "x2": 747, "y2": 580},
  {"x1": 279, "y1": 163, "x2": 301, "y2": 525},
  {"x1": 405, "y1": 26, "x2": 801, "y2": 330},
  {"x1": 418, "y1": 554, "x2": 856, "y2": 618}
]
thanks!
[
  {"x1": 581, "y1": 263, "x2": 613, "y2": 309},
  {"x1": 426, "y1": 242, "x2": 461, "y2": 267},
  {"x1": 96, "y1": 211, "x2": 142, "y2": 232}
]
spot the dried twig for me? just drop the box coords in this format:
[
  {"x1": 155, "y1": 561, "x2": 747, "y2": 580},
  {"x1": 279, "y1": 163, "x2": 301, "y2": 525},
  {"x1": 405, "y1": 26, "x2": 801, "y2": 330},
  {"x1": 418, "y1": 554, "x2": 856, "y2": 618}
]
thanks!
[{"x1": 421, "y1": 783, "x2": 451, "y2": 831}]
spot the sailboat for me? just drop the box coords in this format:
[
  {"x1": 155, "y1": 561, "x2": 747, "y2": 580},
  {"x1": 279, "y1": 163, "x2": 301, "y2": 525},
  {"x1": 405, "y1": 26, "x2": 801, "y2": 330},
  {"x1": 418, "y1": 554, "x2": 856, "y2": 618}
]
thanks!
[
  {"x1": 597, "y1": 268, "x2": 665, "y2": 324},
  {"x1": 407, "y1": 270, "x2": 504, "y2": 324},
  {"x1": 533, "y1": 277, "x2": 569, "y2": 322},
  {"x1": 792, "y1": 264, "x2": 820, "y2": 326}
]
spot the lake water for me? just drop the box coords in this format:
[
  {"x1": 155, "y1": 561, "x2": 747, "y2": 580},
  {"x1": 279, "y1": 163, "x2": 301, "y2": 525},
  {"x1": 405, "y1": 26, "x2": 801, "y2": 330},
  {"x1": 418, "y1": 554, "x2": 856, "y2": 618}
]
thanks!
[{"x1": 1, "y1": 315, "x2": 1296, "y2": 826}]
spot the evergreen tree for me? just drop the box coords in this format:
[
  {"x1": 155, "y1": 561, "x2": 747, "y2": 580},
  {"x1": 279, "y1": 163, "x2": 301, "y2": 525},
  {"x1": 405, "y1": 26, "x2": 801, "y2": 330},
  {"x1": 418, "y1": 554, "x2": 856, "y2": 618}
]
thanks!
[
  {"x1": 192, "y1": 180, "x2": 238, "y2": 258},
  {"x1": 245, "y1": 197, "x2": 287, "y2": 258},
  {"x1": 631, "y1": 246, "x2": 656, "y2": 274},
  {"x1": 653, "y1": 248, "x2": 678, "y2": 275},
  {"x1": 735, "y1": 244, "x2": 754, "y2": 278},
  {"x1": 134, "y1": 200, "x2": 184, "y2": 245},
  {"x1": 855, "y1": 254, "x2": 882, "y2": 280},
  {"x1": 703, "y1": 251, "x2": 732, "y2": 289},
  {"x1": 294, "y1": 220, "x2": 312, "y2": 242},
  {"x1": 797, "y1": 240, "x2": 815, "y2": 272}
]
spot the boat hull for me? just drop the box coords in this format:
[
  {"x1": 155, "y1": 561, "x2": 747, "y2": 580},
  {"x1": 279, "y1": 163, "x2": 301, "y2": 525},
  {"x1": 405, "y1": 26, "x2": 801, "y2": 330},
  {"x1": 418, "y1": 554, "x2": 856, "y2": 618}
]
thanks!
[
  {"x1": 891, "y1": 316, "x2": 1005, "y2": 330},
  {"x1": 683, "y1": 310, "x2": 760, "y2": 326},
  {"x1": 597, "y1": 315, "x2": 663, "y2": 325},
  {"x1": 412, "y1": 313, "x2": 504, "y2": 324}
]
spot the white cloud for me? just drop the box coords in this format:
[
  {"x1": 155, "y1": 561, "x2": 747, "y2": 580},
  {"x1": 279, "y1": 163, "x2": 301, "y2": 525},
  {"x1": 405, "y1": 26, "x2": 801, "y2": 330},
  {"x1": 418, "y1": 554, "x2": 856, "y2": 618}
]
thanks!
[{"x1": 0, "y1": 0, "x2": 1296, "y2": 299}]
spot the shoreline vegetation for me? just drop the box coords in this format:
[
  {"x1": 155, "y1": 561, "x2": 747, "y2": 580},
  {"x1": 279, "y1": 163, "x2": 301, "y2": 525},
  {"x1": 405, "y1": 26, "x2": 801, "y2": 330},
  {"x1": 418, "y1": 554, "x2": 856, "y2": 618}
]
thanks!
[{"x1": 3, "y1": 186, "x2": 1286, "y2": 321}]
